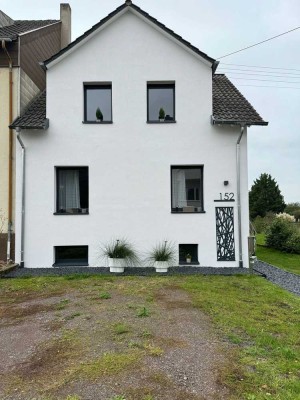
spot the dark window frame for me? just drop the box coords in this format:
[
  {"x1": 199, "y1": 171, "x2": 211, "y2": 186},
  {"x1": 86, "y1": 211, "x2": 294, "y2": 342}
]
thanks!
[
  {"x1": 53, "y1": 245, "x2": 88, "y2": 267},
  {"x1": 55, "y1": 166, "x2": 89, "y2": 215},
  {"x1": 147, "y1": 83, "x2": 176, "y2": 123},
  {"x1": 170, "y1": 165, "x2": 205, "y2": 213},
  {"x1": 83, "y1": 82, "x2": 112, "y2": 123}
]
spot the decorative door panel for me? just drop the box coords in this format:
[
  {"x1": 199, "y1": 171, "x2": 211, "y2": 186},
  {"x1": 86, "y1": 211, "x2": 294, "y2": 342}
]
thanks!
[{"x1": 215, "y1": 207, "x2": 235, "y2": 261}]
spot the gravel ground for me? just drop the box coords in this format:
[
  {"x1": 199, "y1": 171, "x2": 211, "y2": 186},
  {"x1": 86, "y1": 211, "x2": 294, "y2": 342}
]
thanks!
[
  {"x1": 3, "y1": 266, "x2": 252, "y2": 278},
  {"x1": 254, "y1": 260, "x2": 300, "y2": 296}
]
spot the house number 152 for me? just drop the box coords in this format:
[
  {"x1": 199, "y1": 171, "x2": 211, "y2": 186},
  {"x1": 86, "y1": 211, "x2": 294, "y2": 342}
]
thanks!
[{"x1": 219, "y1": 192, "x2": 234, "y2": 201}]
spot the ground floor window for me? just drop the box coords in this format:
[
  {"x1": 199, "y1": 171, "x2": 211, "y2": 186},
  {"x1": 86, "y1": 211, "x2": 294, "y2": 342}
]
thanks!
[
  {"x1": 56, "y1": 167, "x2": 89, "y2": 214},
  {"x1": 171, "y1": 166, "x2": 204, "y2": 212},
  {"x1": 54, "y1": 246, "x2": 88, "y2": 266}
]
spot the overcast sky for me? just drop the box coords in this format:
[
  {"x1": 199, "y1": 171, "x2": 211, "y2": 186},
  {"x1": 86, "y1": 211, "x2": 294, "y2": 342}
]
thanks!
[{"x1": 3, "y1": 0, "x2": 300, "y2": 203}]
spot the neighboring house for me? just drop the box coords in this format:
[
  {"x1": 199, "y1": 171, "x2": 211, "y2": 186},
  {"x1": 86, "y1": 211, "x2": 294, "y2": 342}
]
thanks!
[
  {"x1": 0, "y1": 4, "x2": 71, "y2": 261},
  {"x1": 10, "y1": 0, "x2": 267, "y2": 269}
]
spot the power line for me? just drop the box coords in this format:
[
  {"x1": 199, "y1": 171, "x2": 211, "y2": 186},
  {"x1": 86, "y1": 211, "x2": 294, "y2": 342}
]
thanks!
[
  {"x1": 221, "y1": 71, "x2": 300, "y2": 79},
  {"x1": 218, "y1": 67, "x2": 300, "y2": 77},
  {"x1": 235, "y1": 84, "x2": 300, "y2": 90},
  {"x1": 229, "y1": 77, "x2": 300, "y2": 84},
  {"x1": 220, "y1": 62, "x2": 300, "y2": 72},
  {"x1": 217, "y1": 26, "x2": 300, "y2": 59}
]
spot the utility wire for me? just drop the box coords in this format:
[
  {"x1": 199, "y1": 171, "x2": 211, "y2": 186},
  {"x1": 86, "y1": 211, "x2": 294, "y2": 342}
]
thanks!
[
  {"x1": 221, "y1": 71, "x2": 300, "y2": 78},
  {"x1": 220, "y1": 62, "x2": 300, "y2": 72},
  {"x1": 218, "y1": 68, "x2": 300, "y2": 77},
  {"x1": 236, "y1": 84, "x2": 300, "y2": 89},
  {"x1": 217, "y1": 26, "x2": 300, "y2": 59},
  {"x1": 229, "y1": 77, "x2": 300, "y2": 84}
]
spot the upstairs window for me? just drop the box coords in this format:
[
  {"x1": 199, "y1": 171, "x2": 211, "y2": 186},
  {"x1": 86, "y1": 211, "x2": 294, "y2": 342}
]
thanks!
[
  {"x1": 171, "y1": 166, "x2": 204, "y2": 213},
  {"x1": 56, "y1": 167, "x2": 89, "y2": 214},
  {"x1": 84, "y1": 83, "x2": 112, "y2": 122},
  {"x1": 147, "y1": 83, "x2": 175, "y2": 122}
]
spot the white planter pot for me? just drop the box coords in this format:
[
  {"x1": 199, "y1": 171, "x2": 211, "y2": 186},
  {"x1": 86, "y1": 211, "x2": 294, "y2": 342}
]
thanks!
[
  {"x1": 108, "y1": 258, "x2": 125, "y2": 273},
  {"x1": 186, "y1": 259, "x2": 191, "y2": 264},
  {"x1": 154, "y1": 261, "x2": 169, "y2": 273}
]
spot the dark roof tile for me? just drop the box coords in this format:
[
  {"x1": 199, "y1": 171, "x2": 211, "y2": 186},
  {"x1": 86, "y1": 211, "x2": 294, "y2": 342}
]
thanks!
[
  {"x1": 0, "y1": 20, "x2": 58, "y2": 40},
  {"x1": 10, "y1": 90, "x2": 48, "y2": 129},
  {"x1": 212, "y1": 74, "x2": 268, "y2": 126}
]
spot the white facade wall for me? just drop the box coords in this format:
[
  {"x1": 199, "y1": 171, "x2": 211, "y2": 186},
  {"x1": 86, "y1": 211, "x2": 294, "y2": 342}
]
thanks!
[{"x1": 15, "y1": 10, "x2": 250, "y2": 268}]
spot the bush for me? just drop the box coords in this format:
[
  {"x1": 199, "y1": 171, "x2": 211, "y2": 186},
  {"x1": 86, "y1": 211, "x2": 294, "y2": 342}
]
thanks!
[
  {"x1": 284, "y1": 232, "x2": 300, "y2": 254},
  {"x1": 253, "y1": 212, "x2": 275, "y2": 233},
  {"x1": 276, "y1": 212, "x2": 295, "y2": 222},
  {"x1": 265, "y1": 219, "x2": 300, "y2": 253}
]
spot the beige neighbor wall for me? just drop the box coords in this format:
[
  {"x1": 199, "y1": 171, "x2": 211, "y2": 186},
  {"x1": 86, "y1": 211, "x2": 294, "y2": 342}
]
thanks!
[{"x1": 0, "y1": 67, "x2": 39, "y2": 260}]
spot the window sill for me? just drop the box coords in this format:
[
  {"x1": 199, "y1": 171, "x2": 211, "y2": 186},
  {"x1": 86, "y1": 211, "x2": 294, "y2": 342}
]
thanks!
[
  {"x1": 53, "y1": 263, "x2": 89, "y2": 267},
  {"x1": 54, "y1": 212, "x2": 89, "y2": 215},
  {"x1": 171, "y1": 211, "x2": 206, "y2": 214},
  {"x1": 147, "y1": 120, "x2": 176, "y2": 124},
  {"x1": 179, "y1": 261, "x2": 200, "y2": 265},
  {"x1": 82, "y1": 121, "x2": 113, "y2": 124}
]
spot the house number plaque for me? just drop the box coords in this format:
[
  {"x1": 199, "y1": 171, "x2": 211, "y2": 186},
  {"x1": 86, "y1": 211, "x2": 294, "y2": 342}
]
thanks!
[{"x1": 214, "y1": 192, "x2": 235, "y2": 202}]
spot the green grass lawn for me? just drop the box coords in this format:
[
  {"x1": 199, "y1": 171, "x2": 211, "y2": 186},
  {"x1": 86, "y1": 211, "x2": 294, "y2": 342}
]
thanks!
[
  {"x1": 256, "y1": 233, "x2": 300, "y2": 275},
  {"x1": 0, "y1": 275, "x2": 299, "y2": 400}
]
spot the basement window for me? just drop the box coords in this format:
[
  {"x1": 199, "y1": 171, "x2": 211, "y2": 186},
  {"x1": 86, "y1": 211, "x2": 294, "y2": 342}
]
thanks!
[
  {"x1": 179, "y1": 244, "x2": 199, "y2": 265},
  {"x1": 54, "y1": 246, "x2": 88, "y2": 266}
]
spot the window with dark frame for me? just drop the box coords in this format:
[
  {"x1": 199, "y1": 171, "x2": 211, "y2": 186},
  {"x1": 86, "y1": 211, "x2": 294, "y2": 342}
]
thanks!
[
  {"x1": 147, "y1": 83, "x2": 175, "y2": 122},
  {"x1": 171, "y1": 166, "x2": 204, "y2": 213},
  {"x1": 84, "y1": 83, "x2": 112, "y2": 122},
  {"x1": 179, "y1": 244, "x2": 199, "y2": 264},
  {"x1": 54, "y1": 246, "x2": 88, "y2": 266},
  {"x1": 56, "y1": 167, "x2": 89, "y2": 214}
]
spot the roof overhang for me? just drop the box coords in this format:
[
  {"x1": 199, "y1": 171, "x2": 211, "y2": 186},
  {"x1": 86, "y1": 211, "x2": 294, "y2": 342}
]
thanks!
[
  {"x1": 211, "y1": 116, "x2": 269, "y2": 127},
  {"x1": 9, "y1": 118, "x2": 49, "y2": 131}
]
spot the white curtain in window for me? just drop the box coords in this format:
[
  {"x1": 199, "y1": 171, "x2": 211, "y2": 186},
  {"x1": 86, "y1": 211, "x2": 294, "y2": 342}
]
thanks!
[
  {"x1": 172, "y1": 169, "x2": 187, "y2": 208},
  {"x1": 58, "y1": 170, "x2": 80, "y2": 210}
]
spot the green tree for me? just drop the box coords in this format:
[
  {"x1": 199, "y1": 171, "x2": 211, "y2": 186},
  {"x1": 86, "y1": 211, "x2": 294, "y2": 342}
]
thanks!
[
  {"x1": 285, "y1": 202, "x2": 300, "y2": 218},
  {"x1": 249, "y1": 173, "x2": 285, "y2": 219}
]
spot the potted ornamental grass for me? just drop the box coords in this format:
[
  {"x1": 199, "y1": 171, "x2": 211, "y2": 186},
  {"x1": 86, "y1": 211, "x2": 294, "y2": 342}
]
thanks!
[
  {"x1": 148, "y1": 241, "x2": 176, "y2": 273},
  {"x1": 96, "y1": 107, "x2": 103, "y2": 122},
  {"x1": 185, "y1": 253, "x2": 192, "y2": 263},
  {"x1": 101, "y1": 239, "x2": 139, "y2": 273}
]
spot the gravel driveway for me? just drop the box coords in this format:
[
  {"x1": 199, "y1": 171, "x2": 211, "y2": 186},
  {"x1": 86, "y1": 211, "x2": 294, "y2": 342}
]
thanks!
[{"x1": 0, "y1": 276, "x2": 231, "y2": 400}]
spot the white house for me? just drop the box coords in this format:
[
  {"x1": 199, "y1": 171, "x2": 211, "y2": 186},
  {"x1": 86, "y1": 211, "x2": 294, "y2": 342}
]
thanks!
[{"x1": 10, "y1": 0, "x2": 267, "y2": 269}]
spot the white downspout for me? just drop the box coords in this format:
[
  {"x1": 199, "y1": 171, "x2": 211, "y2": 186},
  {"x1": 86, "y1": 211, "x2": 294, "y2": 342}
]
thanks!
[
  {"x1": 236, "y1": 125, "x2": 245, "y2": 268},
  {"x1": 15, "y1": 127, "x2": 25, "y2": 267}
]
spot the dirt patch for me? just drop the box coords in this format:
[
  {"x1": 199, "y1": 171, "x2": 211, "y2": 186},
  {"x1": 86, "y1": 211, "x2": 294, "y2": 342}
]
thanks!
[{"x1": 0, "y1": 277, "x2": 231, "y2": 399}]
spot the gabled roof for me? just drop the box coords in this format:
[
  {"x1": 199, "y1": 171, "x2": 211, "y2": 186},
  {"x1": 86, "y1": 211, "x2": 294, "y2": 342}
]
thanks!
[
  {"x1": 9, "y1": 76, "x2": 268, "y2": 130},
  {"x1": 43, "y1": 0, "x2": 217, "y2": 70},
  {"x1": 212, "y1": 75, "x2": 268, "y2": 126},
  {"x1": 0, "y1": 20, "x2": 59, "y2": 40},
  {"x1": 9, "y1": 90, "x2": 48, "y2": 130}
]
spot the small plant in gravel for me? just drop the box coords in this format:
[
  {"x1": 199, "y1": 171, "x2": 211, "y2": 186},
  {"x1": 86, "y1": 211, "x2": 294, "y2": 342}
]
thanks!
[
  {"x1": 137, "y1": 307, "x2": 149, "y2": 317},
  {"x1": 113, "y1": 323, "x2": 130, "y2": 335},
  {"x1": 110, "y1": 396, "x2": 126, "y2": 400},
  {"x1": 56, "y1": 299, "x2": 70, "y2": 310},
  {"x1": 99, "y1": 291, "x2": 111, "y2": 299}
]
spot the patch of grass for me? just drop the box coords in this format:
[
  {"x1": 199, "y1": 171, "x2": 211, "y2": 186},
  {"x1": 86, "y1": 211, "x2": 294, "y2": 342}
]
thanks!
[
  {"x1": 99, "y1": 291, "x2": 111, "y2": 299},
  {"x1": 140, "y1": 329, "x2": 152, "y2": 338},
  {"x1": 65, "y1": 312, "x2": 81, "y2": 320},
  {"x1": 256, "y1": 244, "x2": 300, "y2": 275},
  {"x1": 181, "y1": 275, "x2": 300, "y2": 400},
  {"x1": 136, "y1": 307, "x2": 149, "y2": 317},
  {"x1": 56, "y1": 299, "x2": 70, "y2": 310},
  {"x1": 110, "y1": 396, "x2": 126, "y2": 400},
  {"x1": 113, "y1": 323, "x2": 130, "y2": 335},
  {"x1": 256, "y1": 233, "x2": 266, "y2": 246},
  {"x1": 76, "y1": 351, "x2": 142, "y2": 379},
  {"x1": 143, "y1": 342, "x2": 163, "y2": 356}
]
